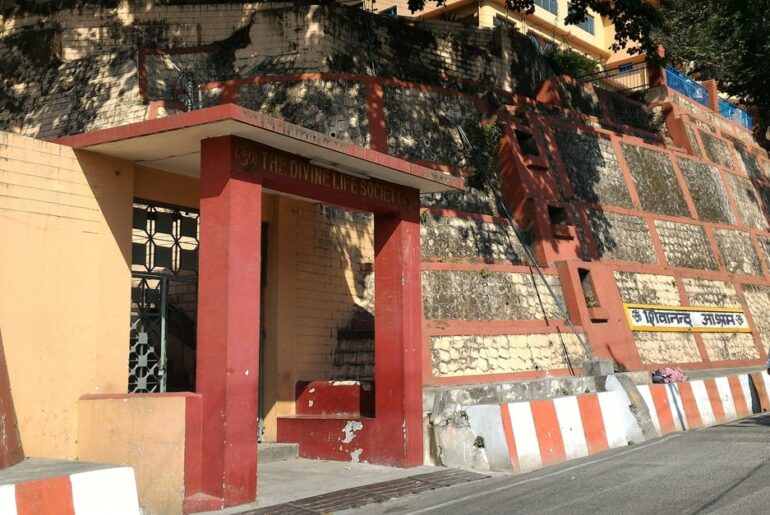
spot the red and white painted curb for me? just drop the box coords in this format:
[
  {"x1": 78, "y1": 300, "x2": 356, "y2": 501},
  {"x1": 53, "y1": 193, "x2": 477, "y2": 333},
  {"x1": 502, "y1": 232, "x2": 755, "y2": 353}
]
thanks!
[
  {"x1": 459, "y1": 372, "x2": 767, "y2": 474},
  {"x1": 0, "y1": 466, "x2": 139, "y2": 515},
  {"x1": 637, "y1": 375, "x2": 753, "y2": 434},
  {"x1": 466, "y1": 390, "x2": 644, "y2": 473}
]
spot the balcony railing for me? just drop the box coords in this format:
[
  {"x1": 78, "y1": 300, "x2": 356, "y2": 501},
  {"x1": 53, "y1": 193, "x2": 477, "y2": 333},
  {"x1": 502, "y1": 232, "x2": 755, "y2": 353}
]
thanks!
[
  {"x1": 576, "y1": 61, "x2": 649, "y2": 92},
  {"x1": 575, "y1": 63, "x2": 755, "y2": 133},
  {"x1": 718, "y1": 97, "x2": 754, "y2": 131},
  {"x1": 665, "y1": 66, "x2": 709, "y2": 107}
]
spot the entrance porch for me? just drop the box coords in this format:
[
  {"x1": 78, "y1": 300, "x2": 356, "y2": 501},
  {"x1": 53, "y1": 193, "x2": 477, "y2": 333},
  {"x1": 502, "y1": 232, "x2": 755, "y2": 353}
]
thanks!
[{"x1": 54, "y1": 104, "x2": 463, "y2": 511}]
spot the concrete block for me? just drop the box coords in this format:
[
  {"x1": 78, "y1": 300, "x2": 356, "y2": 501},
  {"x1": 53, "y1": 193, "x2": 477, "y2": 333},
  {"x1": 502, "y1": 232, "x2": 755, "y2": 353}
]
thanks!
[
  {"x1": 258, "y1": 443, "x2": 300, "y2": 464},
  {"x1": 582, "y1": 357, "x2": 615, "y2": 377}
]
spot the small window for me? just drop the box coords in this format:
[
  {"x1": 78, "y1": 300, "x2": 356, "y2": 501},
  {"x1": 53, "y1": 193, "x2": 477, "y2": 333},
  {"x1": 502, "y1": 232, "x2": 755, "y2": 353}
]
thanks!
[
  {"x1": 568, "y1": 3, "x2": 595, "y2": 35},
  {"x1": 579, "y1": 269, "x2": 600, "y2": 308},
  {"x1": 618, "y1": 63, "x2": 633, "y2": 76},
  {"x1": 380, "y1": 6, "x2": 397, "y2": 16},
  {"x1": 534, "y1": 0, "x2": 558, "y2": 14},
  {"x1": 548, "y1": 205, "x2": 569, "y2": 226},
  {"x1": 515, "y1": 130, "x2": 540, "y2": 156}
]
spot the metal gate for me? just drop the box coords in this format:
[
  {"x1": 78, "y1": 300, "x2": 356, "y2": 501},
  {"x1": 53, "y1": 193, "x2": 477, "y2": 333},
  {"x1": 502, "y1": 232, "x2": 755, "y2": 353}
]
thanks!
[{"x1": 130, "y1": 200, "x2": 199, "y2": 393}]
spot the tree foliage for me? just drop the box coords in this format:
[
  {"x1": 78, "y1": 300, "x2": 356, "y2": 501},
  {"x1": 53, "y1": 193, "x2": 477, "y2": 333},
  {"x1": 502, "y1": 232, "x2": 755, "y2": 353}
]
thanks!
[
  {"x1": 657, "y1": 0, "x2": 770, "y2": 114},
  {"x1": 543, "y1": 45, "x2": 599, "y2": 78},
  {"x1": 406, "y1": 0, "x2": 662, "y2": 57}
]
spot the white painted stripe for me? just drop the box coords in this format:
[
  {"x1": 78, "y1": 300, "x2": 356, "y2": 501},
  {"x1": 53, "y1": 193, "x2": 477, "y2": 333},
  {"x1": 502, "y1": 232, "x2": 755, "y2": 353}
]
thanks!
[
  {"x1": 0, "y1": 485, "x2": 16, "y2": 515},
  {"x1": 636, "y1": 385, "x2": 660, "y2": 432},
  {"x1": 70, "y1": 467, "x2": 140, "y2": 515},
  {"x1": 553, "y1": 396, "x2": 588, "y2": 460},
  {"x1": 739, "y1": 374, "x2": 753, "y2": 414},
  {"x1": 715, "y1": 377, "x2": 737, "y2": 421},
  {"x1": 597, "y1": 392, "x2": 630, "y2": 449},
  {"x1": 506, "y1": 402, "x2": 542, "y2": 472},
  {"x1": 665, "y1": 384, "x2": 685, "y2": 431},
  {"x1": 466, "y1": 404, "x2": 514, "y2": 472},
  {"x1": 690, "y1": 380, "x2": 716, "y2": 427}
]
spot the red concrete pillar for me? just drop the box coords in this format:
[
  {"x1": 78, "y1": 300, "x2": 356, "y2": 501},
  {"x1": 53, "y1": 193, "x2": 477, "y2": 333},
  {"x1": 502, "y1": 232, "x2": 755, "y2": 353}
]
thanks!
[
  {"x1": 646, "y1": 57, "x2": 666, "y2": 89},
  {"x1": 373, "y1": 199, "x2": 423, "y2": 466},
  {"x1": 703, "y1": 79, "x2": 720, "y2": 113},
  {"x1": 196, "y1": 136, "x2": 262, "y2": 507}
]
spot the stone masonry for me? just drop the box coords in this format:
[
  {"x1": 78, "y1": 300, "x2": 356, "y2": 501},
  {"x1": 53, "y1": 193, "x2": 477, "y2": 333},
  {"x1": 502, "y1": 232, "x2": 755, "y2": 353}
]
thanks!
[
  {"x1": 430, "y1": 332, "x2": 586, "y2": 377},
  {"x1": 238, "y1": 80, "x2": 370, "y2": 147},
  {"x1": 422, "y1": 270, "x2": 564, "y2": 321},
  {"x1": 677, "y1": 157, "x2": 734, "y2": 224},
  {"x1": 588, "y1": 210, "x2": 657, "y2": 264},
  {"x1": 713, "y1": 229, "x2": 762, "y2": 276},
  {"x1": 621, "y1": 143, "x2": 690, "y2": 217},
  {"x1": 420, "y1": 214, "x2": 526, "y2": 264},
  {"x1": 726, "y1": 174, "x2": 769, "y2": 231},
  {"x1": 552, "y1": 128, "x2": 633, "y2": 208},
  {"x1": 614, "y1": 272, "x2": 681, "y2": 306},
  {"x1": 654, "y1": 220, "x2": 718, "y2": 270}
]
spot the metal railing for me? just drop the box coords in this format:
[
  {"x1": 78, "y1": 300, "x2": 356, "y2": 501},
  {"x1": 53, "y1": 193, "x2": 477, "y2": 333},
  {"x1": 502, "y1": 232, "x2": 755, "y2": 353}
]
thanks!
[
  {"x1": 577, "y1": 62, "x2": 755, "y2": 133},
  {"x1": 718, "y1": 97, "x2": 754, "y2": 131},
  {"x1": 576, "y1": 61, "x2": 649, "y2": 92},
  {"x1": 665, "y1": 65, "x2": 709, "y2": 107}
]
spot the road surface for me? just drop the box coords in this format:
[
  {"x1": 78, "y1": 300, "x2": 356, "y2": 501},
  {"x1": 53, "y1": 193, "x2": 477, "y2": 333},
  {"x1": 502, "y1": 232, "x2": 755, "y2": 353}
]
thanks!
[{"x1": 345, "y1": 412, "x2": 770, "y2": 514}]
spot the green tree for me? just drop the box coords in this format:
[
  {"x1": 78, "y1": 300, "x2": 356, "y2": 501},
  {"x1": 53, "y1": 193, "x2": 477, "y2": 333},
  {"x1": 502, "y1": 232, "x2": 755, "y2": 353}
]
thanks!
[{"x1": 657, "y1": 0, "x2": 770, "y2": 126}]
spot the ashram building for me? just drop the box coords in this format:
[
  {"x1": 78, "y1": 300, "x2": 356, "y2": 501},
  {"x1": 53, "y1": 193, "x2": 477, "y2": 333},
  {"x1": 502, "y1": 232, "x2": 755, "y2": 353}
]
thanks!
[
  {"x1": 375, "y1": 0, "x2": 649, "y2": 69},
  {"x1": 0, "y1": 2, "x2": 769, "y2": 513}
]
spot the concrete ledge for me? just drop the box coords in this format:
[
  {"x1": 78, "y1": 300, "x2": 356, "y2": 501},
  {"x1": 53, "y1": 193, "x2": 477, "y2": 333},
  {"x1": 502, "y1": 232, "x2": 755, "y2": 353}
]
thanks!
[
  {"x1": 425, "y1": 375, "x2": 598, "y2": 421},
  {"x1": 0, "y1": 458, "x2": 139, "y2": 514}
]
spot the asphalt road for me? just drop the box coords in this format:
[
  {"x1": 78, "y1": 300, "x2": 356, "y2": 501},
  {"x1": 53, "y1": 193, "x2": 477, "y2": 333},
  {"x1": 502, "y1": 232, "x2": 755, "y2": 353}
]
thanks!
[{"x1": 344, "y1": 412, "x2": 770, "y2": 515}]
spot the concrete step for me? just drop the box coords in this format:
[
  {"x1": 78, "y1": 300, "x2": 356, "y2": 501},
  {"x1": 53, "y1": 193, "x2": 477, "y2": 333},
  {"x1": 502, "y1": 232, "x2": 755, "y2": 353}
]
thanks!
[{"x1": 258, "y1": 443, "x2": 299, "y2": 464}]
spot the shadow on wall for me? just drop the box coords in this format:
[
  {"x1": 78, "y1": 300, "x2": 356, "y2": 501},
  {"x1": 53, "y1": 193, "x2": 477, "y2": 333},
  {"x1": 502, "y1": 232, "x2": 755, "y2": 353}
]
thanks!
[
  {"x1": 541, "y1": 126, "x2": 625, "y2": 261},
  {"x1": 0, "y1": 22, "x2": 149, "y2": 138}
]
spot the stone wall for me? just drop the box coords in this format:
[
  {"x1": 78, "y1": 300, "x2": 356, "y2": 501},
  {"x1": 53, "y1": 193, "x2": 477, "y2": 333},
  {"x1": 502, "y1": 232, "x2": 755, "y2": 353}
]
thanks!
[
  {"x1": 421, "y1": 270, "x2": 564, "y2": 321},
  {"x1": 713, "y1": 229, "x2": 762, "y2": 276},
  {"x1": 552, "y1": 128, "x2": 632, "y2": 208},
  {"x1": 430, "y1": 333, "x2": 585, "y2": 377},
  {"x1": 588, "y1": 210, "x2": 657, "y2": 264},
  {"x1": 726, "y1": 174, "x2": 768, "y2": 231},
  {"x1": 742, "y1": 284, "x2": 770, "y2": 350},
  {"x1": 238, "y1": 80, "x2": 370, "y2": 147},
  {"x1": 420, "y1": 214, "x2": 526, "y2": 263},
  {"x1": 614, "y1": 272, "x2": 681, "y2": 306},
  {"x1": 620, "y1": 143, "x2": 689, "y2": 217},
  {"x1": 682, "y1": 278, "x2": 740, "y2": 307},
  {"x1": 676, "y1": 157, "x2": 734, "y2": 224},
  {"x1": 654, "y1": 220, "x2": 717, "y2": 270},
  {"x1": 700, "y1": 130, "x2": 736, "y2": 169},
  {"x1": 384, "y1": 87, "x2": 480, "y2": 168}
]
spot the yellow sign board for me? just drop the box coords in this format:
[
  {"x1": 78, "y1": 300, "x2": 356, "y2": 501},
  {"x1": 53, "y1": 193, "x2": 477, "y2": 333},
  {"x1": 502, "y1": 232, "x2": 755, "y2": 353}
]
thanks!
[{"x1": 624, "y1": 304, "x2": 751, "y2": 333}]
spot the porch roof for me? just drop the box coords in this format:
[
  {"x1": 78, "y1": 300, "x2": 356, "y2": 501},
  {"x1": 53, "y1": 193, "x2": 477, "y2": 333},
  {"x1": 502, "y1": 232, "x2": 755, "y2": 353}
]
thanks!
[{"x1": 50, "y1": 104, "x2": 464, "y2": 194}]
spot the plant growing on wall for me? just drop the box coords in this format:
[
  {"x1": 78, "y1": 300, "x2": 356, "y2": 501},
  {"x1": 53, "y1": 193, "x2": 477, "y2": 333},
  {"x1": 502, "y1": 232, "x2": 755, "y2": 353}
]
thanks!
[
  {"x1": 543, "y1": 46, "x2": 600, "y2": 79},
  {"x1": 468, "y1": 121, "x2": 505, "y2": 192}
]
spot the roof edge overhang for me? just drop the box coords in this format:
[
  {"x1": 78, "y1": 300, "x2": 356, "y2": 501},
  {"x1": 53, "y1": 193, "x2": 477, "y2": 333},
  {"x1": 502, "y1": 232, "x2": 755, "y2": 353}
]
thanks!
[{"x1": 51, "y1": 104, "x2": 465, "y2": 194}]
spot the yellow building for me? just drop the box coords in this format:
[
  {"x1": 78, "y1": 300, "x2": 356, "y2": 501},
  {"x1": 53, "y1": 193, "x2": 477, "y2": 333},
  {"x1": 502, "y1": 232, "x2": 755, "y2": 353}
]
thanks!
[{"x1": 374, "y1": 0, "x2": 644, "y2": 69}]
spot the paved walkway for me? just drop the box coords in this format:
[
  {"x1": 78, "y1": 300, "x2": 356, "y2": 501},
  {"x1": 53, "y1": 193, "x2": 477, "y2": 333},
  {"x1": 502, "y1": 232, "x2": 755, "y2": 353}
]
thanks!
[{"x1": 201, "y1": 459, "x2": 446, "y2": 514}]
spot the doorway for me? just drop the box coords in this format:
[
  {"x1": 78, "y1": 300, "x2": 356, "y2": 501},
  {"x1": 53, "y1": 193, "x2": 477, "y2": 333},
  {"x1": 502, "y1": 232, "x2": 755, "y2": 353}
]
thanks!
[{"x1": 129, "y1": 199, "x2": 199, "y2": 393}]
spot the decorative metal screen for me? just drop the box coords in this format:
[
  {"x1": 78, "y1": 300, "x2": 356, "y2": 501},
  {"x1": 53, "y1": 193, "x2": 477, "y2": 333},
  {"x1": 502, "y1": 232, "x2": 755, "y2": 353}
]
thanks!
[
  {"x1": 132, "y1": 201, "x2": 199, "y2": 276},
  {"x1": 130, "y1": 200, "x2": 199, "y2": 393},
  {"x1": 130, "y1": 277, "x2": 164, "y2": 392}
]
